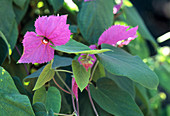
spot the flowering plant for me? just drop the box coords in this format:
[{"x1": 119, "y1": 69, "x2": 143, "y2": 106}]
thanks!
[{"x1": 2, "y1": 0, "x2": 170, "y2": 116}]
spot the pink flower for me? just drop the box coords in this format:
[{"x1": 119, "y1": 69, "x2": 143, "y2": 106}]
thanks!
[
  {"x1": 98, "y1": 25, "x2": 138, "y2": 47},
  {"x1": 18, "y1": 15, "x2": 71, "y2": 64},
  {"x1": 78, "y1": 45, "x2": 97, "y2": 71},
  {"x1": 113, "y1": 0, "x2": 123, "y2": 14}
]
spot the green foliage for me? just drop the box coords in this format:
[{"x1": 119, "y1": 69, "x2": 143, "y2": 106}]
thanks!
[
  {"x1": 127, "y1": 33, "x2": 150, "y2": 59},
  {"x1": 90, "y1": 78, "x2": 143, "y2": 116},
  {"x1": 0, "y1": 67, "x2": 35, "y2": 116},
  {"x1": 123, "y1": 6, "x2": 157, "y2": 48},
  {"x1": 0, "y1": 0, "x2": 18, "y2": 50},
  {"x1": 33, "y1": 102, "x2": 47, "y2": 116},
  {"x1": 51, "y1": 39, "x2": 111, "y2": 54},
  {"x1": 24, "y1": 55, "x2": 72, "y2": 82},
  {"x1": 45, "y1": 87, "x2": 61, "y2": 113},
  {"x1": 13, "y1": 0, "x2": 27, "y2": 9},
  {"x1": 52, "y1": 55, "x2": 73, "y2": 69},
  {"x1": 92, "y1": 62, "x2": 105, "y2": 82},
  {"x1": 33, "y1": 102, "x2": 54, "y2": 116},
  {"x1": 98, "y1": 44, "x2": 159, "y2": 89},
  {"x1": 0, "y1": 31, "x2": 10, "y2": 65},
  {"x1": 33, "y1": 86, "x2": 47, "y2": 104},
  {"x1": 77, "y1": 0, "x2": 114, "y2": 44},
  {"x1": 1, "y1": 0, "x2": 167, "y2": 115},
  {"x1": 106, "y1": 72, "x2": 135, "y2": 99},
  {"x1": 48, "y1": 0, "x2": 64, "y2": 12},
  {"x1": 33, "y1": 87, "x2": 61, "y2": 114},
  {"x1": 33, "y1": 63, "x2": 55, "y2": 91},
  {"x1": 13, "y1": 0, "x2": 30, "y2": 24},
  {"x1": 72, "y1": 60, "x2": 91, "y2": 91}
]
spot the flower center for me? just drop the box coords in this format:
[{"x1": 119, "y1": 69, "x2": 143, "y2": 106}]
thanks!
[{"x1": 41, "y1": 37, "x2": 49, "y2": 45}]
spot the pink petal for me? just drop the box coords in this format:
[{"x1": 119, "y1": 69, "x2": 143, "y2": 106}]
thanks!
[
  {"x1": 98, "y1": 25, "x2": 138, "y2": 46},
  {"x1": 72, "y1": 77, "x2": 78, "y2": 101},
  {"x1": 18, "y1": 32, "x2": 54, "y2": 64},
  {"x1": 113, "y1": 0, "x2": 123, "y2": 14},
  {"x1": 118, "y1": 37, "x2": 136, "y2": 47},
  {"x1": 35, "y1": 15, "x2": 71, "y2": 46},
  {"x1": 35, "y1": 16, "x2": 48, "y2": 37}
]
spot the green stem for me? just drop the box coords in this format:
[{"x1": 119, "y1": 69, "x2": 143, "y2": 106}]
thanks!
[
  {"x1": 90, "y1": 60, "x2": 99, "y2": 81},
  {"x1": 56, "y1": 69, "x2": 73, "y2": 74}
]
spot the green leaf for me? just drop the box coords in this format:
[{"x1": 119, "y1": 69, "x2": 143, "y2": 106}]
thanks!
[
  {"x1": 48, "y1": 0, "x2": 64, "y2": 12},
  {"x1": 69, "y1": 25, "x2": 78, "y2": 33},
  {"x1": 24, "y1": 55, "x2": 72, "y2": 82},
  {"x1": 92, "y1": 62, "x2": 105, "y2": 82},
  {"x1": 79, "y1": 91, "x2": 112, "y2": 116},
  {"x1": 33, "y1": 86, "x2": 47, "y2": 104},
  {"x1": 33, "y1": 63, "x2": 55, "y2": 91},
  {"x1": 33, "y1": 87, "x2": 61, "y2": 114},
  {"x1": 12, "y1": 76, "x2": 28, "y2": 95},
  {"x1": 2, "y1": 58, "x2": 30, "y2": 80},
  {"x1": 72, "y1": 60, "x2": 91, "y2": 91},
  {"x1": 0, "y1": 67, "x2": 35, "y2": 116},
  {"x1": 0, "y1": 31, "x2": 10, "y2": 65},
  {"x1": 154, "y1": 63, "x2": 170, "y2": 93},
  {"x1": 51, "y1": 39, "x2": 111, "y2": 54},
  {"x1": 135, "y1": 83, "x2": 151, "y2": 114},
  {"x1": 13, "y1": 0, "x2": 30, "y2": 24},
  {"x1": 106, "y1": 71, "x2": 135, "y2": 99},
  {"x1": 13, "y1": 0, "x2": 27, "y2": 9},
  {"x1": 127, "y1": 33, "x2": 150, "y2": 59},
  {"x1": 48, "y1": 109, "x2": 54, "y2": 116},
  {"x1": 32, "y1": 102, "x2": 47, "y2": 116},
  {"x1": 52, "y1": 55, "x2": 72, "y2": 69},
  {"x1": 123, "y1": 6, "x2": 157, "y2": 48},
  {"x1": 0, "y1": 0, "x2": 18, "y2": 50},
  {"x1": 24, "y1": 66, "x2": 45, "y2": 82},
  {"x1": 97, "y1": 44, "x2": 159, "y2": 89},
  {"x1": 90, "y1": 78, "x2": 143, "y2": 116},
  {"x1": 45, "y1": 87, "x2": 61, "y2": 113},
  {"x1": 77, "y1": 0, "x2": 114, "y2": 44}
]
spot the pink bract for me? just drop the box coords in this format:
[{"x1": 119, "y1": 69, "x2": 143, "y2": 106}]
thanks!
[
  {"x1": 72, "y1": 77, "x2": 88, "y2": 101},
  {"x1": 18, "y1": 15, "x2": 71, "y2": 64},
  {"x1": 98, "y1": 25, "x2": 138, "y2": 46},
  {"x1": 72, "y1": 77, "x2": 78, "y2": 101},
  {"x1": 113, "y1": 0, "x2": 123, "y2": 14},
  {"x1": 78, "y1": 45, "x2": 97, "y2": 71}
]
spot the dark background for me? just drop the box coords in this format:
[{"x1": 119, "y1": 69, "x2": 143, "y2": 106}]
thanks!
[{"x1": 130, "y1": 0, "x2": 170, "y2": 46}]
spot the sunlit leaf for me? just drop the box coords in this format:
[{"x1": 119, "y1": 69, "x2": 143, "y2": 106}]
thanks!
[
  {"x1": 72, "y1": 60, "x2": 91, "y2": 91},
  {"x1": 33, "y1": 63, "x2": 55, "y2": 91}
]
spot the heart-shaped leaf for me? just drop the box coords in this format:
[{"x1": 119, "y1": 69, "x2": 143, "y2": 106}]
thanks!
[
  {"x1": 33, "y1": 63, "x2": 55, "y2": 91},
  {"x1": 72, "y1": 60, "x2": 91, "y2": 91}
]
